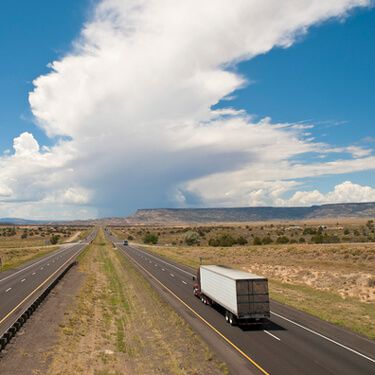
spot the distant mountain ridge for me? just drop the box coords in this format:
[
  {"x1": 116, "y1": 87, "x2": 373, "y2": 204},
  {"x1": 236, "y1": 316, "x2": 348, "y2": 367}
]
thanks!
[
  {"x1": 0, "y1": 218, "x2": 48, "y2": 225},
  {"x1": 1, "y1": 202, "x2": 374, "y2": 225},
  {"x1": 126, "y1": 202, "x2": 375, "y2": 224}
]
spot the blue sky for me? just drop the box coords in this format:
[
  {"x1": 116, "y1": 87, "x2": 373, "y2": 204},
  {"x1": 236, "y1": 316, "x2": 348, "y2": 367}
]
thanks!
[
  {"x1": 217, "y1": 6, "x2": 375, "y2": 192},
  {"x1": 0, "y1": 0, "x2": 90, "y2": 151},
  {"x1": 230, "y1": 7, "x2": 375, "y2": 146},
  {"x1": 0, "y1": 1, "x2": 374, "y2": 219}
]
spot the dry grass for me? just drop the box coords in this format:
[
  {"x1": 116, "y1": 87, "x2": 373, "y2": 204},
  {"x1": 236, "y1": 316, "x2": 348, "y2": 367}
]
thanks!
[
  {"x1": 0, "y1": 245, "x2": 59, "y2": 272},
  {"x1": 137, "y1": 242, "x2": 375, "y2": 340},
  {"x1": 0, "y1": 226, "x2": 91, "y2": 272},
  {"x1": 47, "y1": 229, "x2": 227, "y2": 375},
  {"x1": 0, "y1": 226, "x2": 90, "y2": 248}
]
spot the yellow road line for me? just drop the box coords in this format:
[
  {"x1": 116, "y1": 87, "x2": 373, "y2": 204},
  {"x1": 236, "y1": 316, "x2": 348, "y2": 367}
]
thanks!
[
  {"x1": 121, "y1": 247, "x2": 270, "y2": 375},
  {"x1": 0, "y1": 247, "x2": 83, "y2": 326}
]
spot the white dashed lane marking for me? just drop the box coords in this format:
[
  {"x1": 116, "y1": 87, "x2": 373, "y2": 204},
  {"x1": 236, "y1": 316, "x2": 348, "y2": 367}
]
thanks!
[
  {"x1": 21, "y1": 278, "x2": 26, "y2": 283},
  {"x1": 5, "y1": 288, "x2": 12, "y2": 293},
  {"x1": 264, "y1": 330, "x2": 281, "y2": 341}
]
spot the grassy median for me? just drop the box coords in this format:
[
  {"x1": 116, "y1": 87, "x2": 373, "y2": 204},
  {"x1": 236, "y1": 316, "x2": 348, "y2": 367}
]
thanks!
[{"x1": 47, "y1": 229, "x2": 227, "y2": 375}]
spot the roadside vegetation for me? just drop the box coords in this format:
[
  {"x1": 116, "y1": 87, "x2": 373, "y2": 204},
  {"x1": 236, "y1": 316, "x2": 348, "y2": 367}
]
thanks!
[
  {"x1": 47, "y1": 229, "x2": 227, "y2": 375},
  {"x1": 112, "y1": 221, "x2": 375, "y2": 340},
  {"x1": 112, "y1": 219, "x2": 375, "y2": 247},
  {"x1": 0, "y1": 225, "x2": 91, "y2": 272}
]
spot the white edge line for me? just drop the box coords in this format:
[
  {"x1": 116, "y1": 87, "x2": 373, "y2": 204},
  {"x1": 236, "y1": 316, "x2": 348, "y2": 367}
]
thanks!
[
  {"x1": 271, "y1": 311, "x2": 375, "y2": 363},
  {"x1": 263, "y1": 330, "x2": 280, "y2": 341}
]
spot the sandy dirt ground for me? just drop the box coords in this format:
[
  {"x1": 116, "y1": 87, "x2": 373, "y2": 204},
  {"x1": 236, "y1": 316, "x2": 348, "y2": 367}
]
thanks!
[
  {"x1": 64, "y1": 231, "x2": 81, "y2": 243},
  {"x1": 0, "y1": 266, "x2": 84, "y2": 375}
]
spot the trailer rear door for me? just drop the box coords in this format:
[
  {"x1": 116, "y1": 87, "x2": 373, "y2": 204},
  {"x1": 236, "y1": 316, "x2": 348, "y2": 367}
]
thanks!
[{"x1": 236, "y1": 279, "x2": 269, "y2": 316}]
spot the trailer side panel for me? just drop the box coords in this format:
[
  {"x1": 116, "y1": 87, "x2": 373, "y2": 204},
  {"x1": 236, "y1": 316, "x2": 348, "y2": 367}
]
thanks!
[{"x1": 200, "y1": 267, "x2": 238, "y2": 314}]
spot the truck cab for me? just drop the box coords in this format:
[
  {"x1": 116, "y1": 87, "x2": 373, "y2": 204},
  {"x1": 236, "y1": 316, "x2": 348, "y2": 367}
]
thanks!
[{"x1": 123, "y1": 240, "x2": 129, "y2": 246}]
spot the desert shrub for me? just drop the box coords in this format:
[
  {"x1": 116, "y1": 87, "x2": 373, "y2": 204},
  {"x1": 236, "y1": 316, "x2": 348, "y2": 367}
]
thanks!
[
  {"x1": 324, "y1": 234, "x2": 340, "y2": 243},
  {"x1": 262, "y1": 236, "x2": 273, "y2": 245},
  {"x1": 303, "y1": 227, "x2": 317, "y2": 235},
  {"x1": 50, "y1": 234, "x2": 60, "y2": 244},
  {"x1": 208, "y1": 238, "x2": 218, "y2": 246},
  {"x1": 184, "y1": 231, "x2": 200, "y2": 246},
  {"x1": 344, "y1": 228, "x2": 350, "y2": 235},
  {"x1": 311, "y1": 234, "x2": 324, "y2": 244},
  {"x1": 209, "y1": 234, "x2": 236, "y2": 247},
  {"x1": 21, "y1": 233, "x2": 28, "y2": 239},
  {"x1": 298, "y1": 237, "x2": 306, "y2": 243},
  {"x1": 253, "y1": 237, "x2": 262, "y2": 246},
  {"x1": 236, "y1": 236, "x2": 248, "y2": 245},
  {"x1": 127, "y1": 235, "x2": 134, "y2": 240},
  {"x1": 276, "y1": 236, "x2": 289, "y2": 244},
  {"x1": 143, "y1": 233, "x2": 158, "y2": 244}
]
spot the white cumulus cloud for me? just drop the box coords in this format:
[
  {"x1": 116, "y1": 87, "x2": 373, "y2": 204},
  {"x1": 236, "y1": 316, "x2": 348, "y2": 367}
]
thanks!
[
  {"x1": 13, "y1": 132, "x2": 40, "y2": 157},
  {"x1": 0, "y1": 0, "x2": 374, "y2": 219},
  {"x1": 285, "y1": 181, "x2": 375, "y2": 206}
]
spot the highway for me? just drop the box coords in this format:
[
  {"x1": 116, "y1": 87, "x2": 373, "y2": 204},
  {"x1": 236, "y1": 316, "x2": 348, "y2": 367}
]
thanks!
[
  {"x1": 107, "y1": 233, "x2": 375, "y2": 375},
  {"x1": 0, "y1": 229, "x2": 96, "y2": 338}
]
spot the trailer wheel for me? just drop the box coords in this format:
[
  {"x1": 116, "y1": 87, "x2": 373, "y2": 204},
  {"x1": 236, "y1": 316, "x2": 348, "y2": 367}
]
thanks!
[
  {"x1": 225, "y1": 311, "x2": 230, "y2": 323},
  {"x1": 229, "y1": 313, "x2": 237, "y2": 326}
]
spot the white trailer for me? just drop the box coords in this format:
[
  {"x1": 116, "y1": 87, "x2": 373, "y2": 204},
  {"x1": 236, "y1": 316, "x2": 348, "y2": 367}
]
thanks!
[{"x1": 194, "y1": 265, "x2": 270, "y2": 325}]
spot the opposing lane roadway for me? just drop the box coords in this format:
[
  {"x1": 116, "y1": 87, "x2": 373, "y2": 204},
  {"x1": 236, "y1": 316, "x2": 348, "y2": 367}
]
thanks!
[{"x1": 0, "y1": 229, "x2": 97, "y2": 337}]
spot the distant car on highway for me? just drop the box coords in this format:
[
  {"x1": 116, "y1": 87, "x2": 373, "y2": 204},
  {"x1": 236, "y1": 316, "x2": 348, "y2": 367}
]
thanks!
[{"x1": 123, "y1": 240, "x2": 129, "y2": 245}]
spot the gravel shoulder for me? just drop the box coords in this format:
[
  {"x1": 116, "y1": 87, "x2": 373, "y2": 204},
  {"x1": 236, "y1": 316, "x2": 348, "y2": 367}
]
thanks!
[{"x1": 0, "y1": 264, "x2": 85, "y2": 375}]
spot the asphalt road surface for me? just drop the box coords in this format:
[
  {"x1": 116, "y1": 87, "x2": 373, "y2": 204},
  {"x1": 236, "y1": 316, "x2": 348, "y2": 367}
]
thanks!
[
  {"x1": 107, "y1": 233, "x2": 375, "y2": 375},
  {"x1": 0, "y1": 229, "x2": 96, "y2": 337}
]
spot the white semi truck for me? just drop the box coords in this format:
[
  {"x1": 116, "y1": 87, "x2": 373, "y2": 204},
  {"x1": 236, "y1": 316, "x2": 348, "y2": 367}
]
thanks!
[{"x1": 193, "y1": 265, "x2": 270, "y2": 325}]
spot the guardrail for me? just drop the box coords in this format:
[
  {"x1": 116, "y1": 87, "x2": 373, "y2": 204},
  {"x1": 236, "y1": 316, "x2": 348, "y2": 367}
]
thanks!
[{"x1": 0, "y1": 261, "x2": 77, "y2": 352}]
